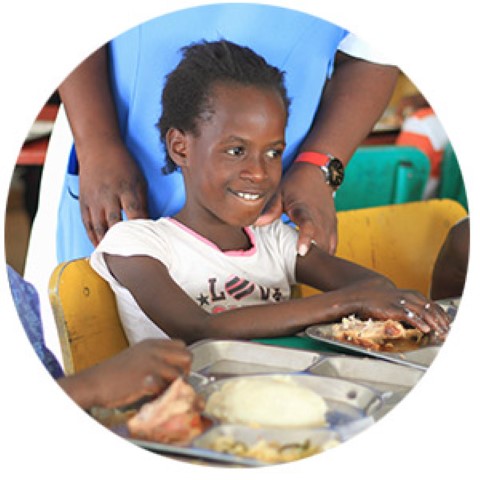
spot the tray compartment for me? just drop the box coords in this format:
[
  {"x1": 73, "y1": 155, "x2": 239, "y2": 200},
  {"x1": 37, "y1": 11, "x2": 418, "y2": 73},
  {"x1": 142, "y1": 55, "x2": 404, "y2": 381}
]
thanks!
[
  {"x1": 308, "y1": 355, "x2": 424, "y2": 419},
  {"x1": 192, "y1": 424, "x2": 341, "y2": 464},
  {"x1": 189, "y1": 339, "x2": 324, "y2": 378},
  {"x1": 198, "y1": 373, "x2": 383, "y2": 428},
  {"x1": 308, "y1": 355, "x2": 424, "y2": 390},
  {"x1": 129, "y1": 437, "x2": 265, "y2": 467}
]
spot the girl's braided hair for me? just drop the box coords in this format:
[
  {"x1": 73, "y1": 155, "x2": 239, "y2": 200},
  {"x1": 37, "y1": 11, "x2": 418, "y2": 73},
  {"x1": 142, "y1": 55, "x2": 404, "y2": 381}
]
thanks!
[{"x1": 157, "y1": 39, "x2": 290, "y2": 174}]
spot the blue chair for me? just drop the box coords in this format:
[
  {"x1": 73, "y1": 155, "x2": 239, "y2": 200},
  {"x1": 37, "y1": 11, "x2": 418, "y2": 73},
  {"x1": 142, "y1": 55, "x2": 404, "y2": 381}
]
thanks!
[{"x1": 334, "y1": 146, "x2": 431, "y2": 211}]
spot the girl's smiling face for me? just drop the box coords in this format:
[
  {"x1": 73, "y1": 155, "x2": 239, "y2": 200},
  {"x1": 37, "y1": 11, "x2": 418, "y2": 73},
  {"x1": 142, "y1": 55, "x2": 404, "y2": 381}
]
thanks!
[{"x1": 168, "y1": 82, "x2": 287, "y2": 234}]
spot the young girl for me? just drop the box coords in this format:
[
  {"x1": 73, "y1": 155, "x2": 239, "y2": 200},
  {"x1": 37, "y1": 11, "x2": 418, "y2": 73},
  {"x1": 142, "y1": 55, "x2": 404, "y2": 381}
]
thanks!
[{"x1": 90, "y1": 40, "x2": 449, "y2": 345}]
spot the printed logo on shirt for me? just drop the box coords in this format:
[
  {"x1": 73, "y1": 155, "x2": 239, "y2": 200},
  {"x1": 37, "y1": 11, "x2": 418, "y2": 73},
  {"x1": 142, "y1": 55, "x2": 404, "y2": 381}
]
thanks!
[
  {"x1": 225, "y1": 275, "x2": 255, "y2": 299},
  {"x1": 198, "y1": 275, "x2": 284, "y2": 312}
]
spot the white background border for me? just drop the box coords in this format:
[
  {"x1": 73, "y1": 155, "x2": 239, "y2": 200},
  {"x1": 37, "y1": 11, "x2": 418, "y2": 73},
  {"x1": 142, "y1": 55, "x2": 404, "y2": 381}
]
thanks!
[{"x1": 1, "y1": 1, "x2": 478, "y2": 479}]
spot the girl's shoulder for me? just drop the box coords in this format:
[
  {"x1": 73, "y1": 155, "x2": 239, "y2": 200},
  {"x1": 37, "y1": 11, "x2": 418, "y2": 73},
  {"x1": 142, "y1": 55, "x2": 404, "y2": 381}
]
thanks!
[
  {"x1": 95, "y1": 218, "x2": 175, "y2": 253},
  {"x1": 251, "y1": 219, "x2": 298, "y2": 254},
  {"x1": 106, "y1": 217, "x2": 171, "y2": 237}
]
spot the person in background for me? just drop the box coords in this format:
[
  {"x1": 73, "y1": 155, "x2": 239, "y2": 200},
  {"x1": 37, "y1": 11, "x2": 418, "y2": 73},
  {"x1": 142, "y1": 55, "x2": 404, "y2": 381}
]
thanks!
[
  {"x1": 90, "y1": 40, "x2": 449, "y2": 346},
  {"x1": 7, "y1": 264, "x2": 192, "y2": 410},
  {"x1": 395, "y1": 93, "x2": 449, "y2": 198},
  {"x1": 430, "y1": 217, "x2": 470, "y2": 301}
]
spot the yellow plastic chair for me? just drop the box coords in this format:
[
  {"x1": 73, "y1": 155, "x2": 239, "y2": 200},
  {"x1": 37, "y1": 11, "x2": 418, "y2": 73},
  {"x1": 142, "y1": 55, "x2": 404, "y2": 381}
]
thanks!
[
  {"x1": 49, "y1": 199, "x2": 467, "y2": 373},
  {"x1": 299, "y1": 199, "x2": 468, "y2": 298},
  {"x1": 48, "y1": 257, "x2": 128, "y2": 375}
]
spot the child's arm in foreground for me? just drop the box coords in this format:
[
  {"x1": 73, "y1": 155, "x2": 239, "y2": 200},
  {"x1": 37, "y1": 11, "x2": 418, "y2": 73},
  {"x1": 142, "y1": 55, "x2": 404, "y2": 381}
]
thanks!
[
  {"x1": 105, "y1": 247, "x2": 449, "y2": 344},
  {"x1": 58, "y1": 339, "x2": 192, "y2": 410}
]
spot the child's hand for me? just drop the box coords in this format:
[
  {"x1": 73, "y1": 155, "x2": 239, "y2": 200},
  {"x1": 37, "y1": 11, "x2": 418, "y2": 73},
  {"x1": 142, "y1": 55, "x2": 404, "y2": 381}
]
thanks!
[
  {"x1": 354, "y1": 286, "x2": 450, "y2": 338},
  {"x1": 72, "y1": 339, "x2": 192, "y2": 409}
]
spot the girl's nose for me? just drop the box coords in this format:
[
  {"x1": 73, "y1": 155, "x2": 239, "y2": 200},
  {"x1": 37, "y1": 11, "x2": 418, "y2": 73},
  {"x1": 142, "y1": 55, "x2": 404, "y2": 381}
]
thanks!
[{"x1": 239, "y1": 154, "x2": 268, "y2": 182}]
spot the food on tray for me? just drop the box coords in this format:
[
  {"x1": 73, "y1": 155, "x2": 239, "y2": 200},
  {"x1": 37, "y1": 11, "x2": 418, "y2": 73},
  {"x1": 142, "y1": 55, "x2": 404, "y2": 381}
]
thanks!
[
  {"x1": 127, "y1": 377, "x2": 207, "y2": 446},
  {"x1": 204, "y1": 375, "x2": 328, "y2": 428},
  {"x1": 90, "y1": 406, "x2": 137, "y2": 429},
  {"x1": 331, "y1": 316, "x2": 425, "y2": 352},
  {"x1": 209, "y1": 435, "x2": 339, "y2": 463}
]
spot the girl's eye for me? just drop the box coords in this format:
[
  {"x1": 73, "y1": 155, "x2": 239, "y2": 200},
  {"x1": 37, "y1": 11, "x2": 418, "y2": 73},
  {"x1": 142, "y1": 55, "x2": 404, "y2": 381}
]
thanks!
[
  {"x1": 226, "y1": 146, "x2": 245, "y2": 157},
  {"x1": 266, "y1": 148, "x2": 283, "y2": 160}
]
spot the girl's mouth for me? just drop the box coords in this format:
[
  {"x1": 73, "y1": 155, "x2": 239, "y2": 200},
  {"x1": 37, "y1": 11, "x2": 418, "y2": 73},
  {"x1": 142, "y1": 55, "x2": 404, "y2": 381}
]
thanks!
[{"x1": 234, "y1": 191, "x2": 263, "y2": 201}]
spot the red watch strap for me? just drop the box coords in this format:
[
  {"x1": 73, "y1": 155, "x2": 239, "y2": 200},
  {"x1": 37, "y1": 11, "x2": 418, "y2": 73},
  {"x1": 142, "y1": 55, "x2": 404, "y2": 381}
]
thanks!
[{"x1": 294, "y1": 151, "x2": 331, "y2": 167}]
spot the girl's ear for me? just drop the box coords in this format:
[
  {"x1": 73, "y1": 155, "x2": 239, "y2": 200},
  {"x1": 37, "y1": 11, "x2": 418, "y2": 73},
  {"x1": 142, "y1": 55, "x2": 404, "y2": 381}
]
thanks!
[{"x1": 166, "y1": 128, "x2": 189, "y2": 168}]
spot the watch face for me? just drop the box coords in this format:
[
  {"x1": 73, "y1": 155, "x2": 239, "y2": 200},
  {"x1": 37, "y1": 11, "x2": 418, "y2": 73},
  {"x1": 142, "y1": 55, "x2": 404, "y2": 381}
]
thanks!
[{"x1": 327, "y1": 158, "x2": 344, "y2": 187}]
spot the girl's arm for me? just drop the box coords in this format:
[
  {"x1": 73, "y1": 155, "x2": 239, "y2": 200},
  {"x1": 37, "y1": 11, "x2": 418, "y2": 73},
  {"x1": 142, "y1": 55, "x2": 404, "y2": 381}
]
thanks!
[
  {"x1": 295, "y1": 245, "x2": 449, "y2": 335},
  {"x1": 58, "y1": 339, "x2": 192, "y2": 410},
  {"x1": 105, "y1": 250, "x2": 449, "y2": 345}
]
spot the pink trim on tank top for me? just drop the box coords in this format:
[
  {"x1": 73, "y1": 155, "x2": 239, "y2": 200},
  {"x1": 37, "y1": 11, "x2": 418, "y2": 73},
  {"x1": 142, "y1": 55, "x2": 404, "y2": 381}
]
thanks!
[{"x1": 166, "y1": 218, "x2": 257, "y2": 257}]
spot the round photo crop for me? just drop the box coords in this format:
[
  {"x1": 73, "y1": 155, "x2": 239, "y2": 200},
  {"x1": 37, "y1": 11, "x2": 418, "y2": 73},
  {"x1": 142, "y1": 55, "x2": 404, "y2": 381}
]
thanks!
[{"x1": 2, "y1": 2, "x2": 476, "y2": 478}]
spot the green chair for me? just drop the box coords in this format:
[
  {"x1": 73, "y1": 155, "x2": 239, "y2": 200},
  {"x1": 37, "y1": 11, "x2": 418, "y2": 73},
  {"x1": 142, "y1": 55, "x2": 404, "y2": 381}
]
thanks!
[
  {"x1": 438, "y1": 143, "x2": 468, "y2": 211},
  {"x1": 334, "y1": 146, "x2": 431, "y2": 211}
]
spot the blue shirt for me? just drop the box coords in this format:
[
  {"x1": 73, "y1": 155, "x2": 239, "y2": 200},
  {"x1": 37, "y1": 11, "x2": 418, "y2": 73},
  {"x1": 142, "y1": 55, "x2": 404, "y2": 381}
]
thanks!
[
  {"x1": 58, "y1": 4, "x2": 348, "y2": 262},
  {"x1": 7, "y1": 266, "x2": 64, "y2": 379}
]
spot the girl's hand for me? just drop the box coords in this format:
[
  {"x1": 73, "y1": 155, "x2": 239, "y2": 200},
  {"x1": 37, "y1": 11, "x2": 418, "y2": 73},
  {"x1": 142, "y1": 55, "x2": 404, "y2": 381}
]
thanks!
[{"x1": 353, "y1": 284, "x2": 451, "y2": 338}]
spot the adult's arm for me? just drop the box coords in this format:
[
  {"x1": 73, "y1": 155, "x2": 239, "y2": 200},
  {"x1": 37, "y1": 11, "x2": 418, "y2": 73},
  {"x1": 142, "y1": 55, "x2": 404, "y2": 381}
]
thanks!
[
  {"x1": 262, "y1": 53, "x2": 399, "y2": 254},
  {"x1": 430, "y1": 217, "x2": 470, "y2": 300},
  {"x1": 58, "y1": 45, "x2": 148, "y2": 246}
]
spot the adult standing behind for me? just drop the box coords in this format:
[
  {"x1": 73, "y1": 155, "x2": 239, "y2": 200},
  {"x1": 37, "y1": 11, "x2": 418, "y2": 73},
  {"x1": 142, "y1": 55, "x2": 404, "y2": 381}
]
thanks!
[
  {"x1": 56, "y1": 4, "x2": 398, "y2": 258},
  {"x1": 24, "y1": 4, "x2": 398, "y2": 360}
]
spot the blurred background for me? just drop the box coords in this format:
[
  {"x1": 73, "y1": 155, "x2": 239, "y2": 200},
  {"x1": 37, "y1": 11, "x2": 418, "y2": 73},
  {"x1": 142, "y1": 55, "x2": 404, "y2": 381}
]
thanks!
[{"x1": 4, "y1": 71, "x2": 468, "y2": 276}]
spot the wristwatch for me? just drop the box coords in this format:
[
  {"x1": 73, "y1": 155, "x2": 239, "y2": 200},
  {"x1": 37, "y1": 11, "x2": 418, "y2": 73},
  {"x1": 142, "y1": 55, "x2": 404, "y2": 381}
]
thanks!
[{"x1": 295, "y1": 152, "x2": 345, "y2": 189}]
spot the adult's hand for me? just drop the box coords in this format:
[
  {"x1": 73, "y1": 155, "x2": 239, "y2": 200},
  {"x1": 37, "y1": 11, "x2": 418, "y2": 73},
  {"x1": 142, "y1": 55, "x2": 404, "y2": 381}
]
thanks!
[
  {"x1": 58, "y1": 339, "x2": 192, "y2": 410},
  {"x1": 78, "y1": 140, "x2": 148, "y2": 246},
  {"x1": 256, "y1": 55, "x2": 398, "y2": 255},
  {"x1": 256, "y1": 161, "x2": 337, "y2": 255},
  {"x1": 59, "y1": 45, "x2": 148, "y2": 246}
]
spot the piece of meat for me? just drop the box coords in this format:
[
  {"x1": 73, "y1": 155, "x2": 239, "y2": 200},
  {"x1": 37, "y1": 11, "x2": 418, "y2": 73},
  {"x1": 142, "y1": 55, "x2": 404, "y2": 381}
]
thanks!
[
  {"x1": 127, "y1": 377, "x2": 205, "y2": 446},
  {"x1": 332, "y1": 317, "x2": 424, "y2": 351}
]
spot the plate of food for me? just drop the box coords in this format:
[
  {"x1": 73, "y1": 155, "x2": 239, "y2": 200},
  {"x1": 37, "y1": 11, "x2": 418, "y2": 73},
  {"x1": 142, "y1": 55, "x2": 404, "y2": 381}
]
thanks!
[
  {"x1": 97, "y1": 370, "x2": 381, "y2": 466},
  {"x1": 305, "y1": 316, "x2": 444, "y2": 370}
]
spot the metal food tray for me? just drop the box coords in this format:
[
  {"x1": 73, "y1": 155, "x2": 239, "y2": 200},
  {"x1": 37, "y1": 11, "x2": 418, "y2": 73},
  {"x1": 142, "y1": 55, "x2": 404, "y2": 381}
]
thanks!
[
  {"x1": 304, "y1": 297, "x2": 459, "y2": 372},
  {"x1": 307, "y1": 355, "x2": 424, "y2": 419},
  {"x1": 190, "y1": 339, "x2": 324, "y2": 379},
  {"x1": 304, "y1": 324, "x2": 441, "y2": 371},
  {"x1": 123, "y1": 339, "x2": 426, "y2": 465},
  {"x1": 436, "y1": 297, "x2": 460, "y2": 322},
  {"x1": 129, "y1": 437, "x2": 266, "y2": 467},
  {"x1": 124, "y1": 371, "x2": 381, "y2": 465}
]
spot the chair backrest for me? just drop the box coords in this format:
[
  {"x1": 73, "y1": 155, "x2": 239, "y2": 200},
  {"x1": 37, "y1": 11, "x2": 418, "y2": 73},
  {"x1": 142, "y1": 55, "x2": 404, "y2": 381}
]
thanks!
[
  {"x1": 438, "y1": 143, "x2": 468, "y2": 211},
  {"x1": 334, "y1": 145, "x2": 431, "y2": 211},
  {"x1": 48, "y1": 257, "x2": 128, "y2": 375},
  {"x1": 299, "y1": 199, "x2": 468, "y2": 298}
]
